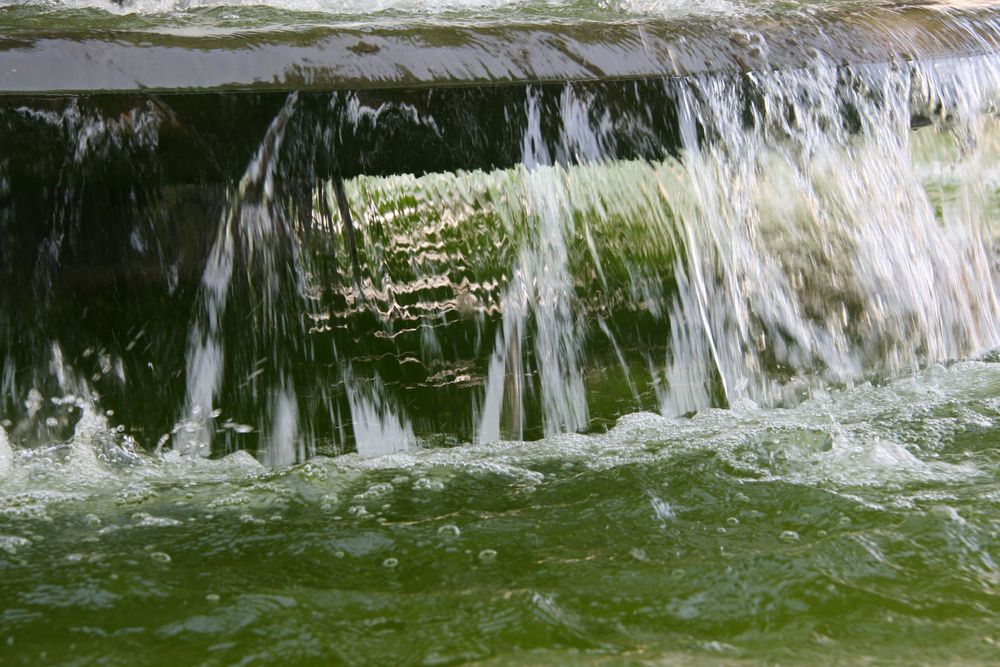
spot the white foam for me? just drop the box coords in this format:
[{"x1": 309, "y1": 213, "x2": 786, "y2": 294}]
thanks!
[{"x1": 0, "y1": 425, "x2": 11, "y2": 479}]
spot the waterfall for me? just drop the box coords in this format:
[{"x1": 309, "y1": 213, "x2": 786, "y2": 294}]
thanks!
[{"x1": 3, "y1": 8, "x2": 1000, "y2": 459}]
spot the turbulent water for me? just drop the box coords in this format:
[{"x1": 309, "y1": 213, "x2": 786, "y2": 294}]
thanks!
[
  {"x1": 3, "y1": 362, "x2": 1000, "y2": 664},
  {"x1": 3, "y1": 0, "x2": 1000, "y2": 663}
]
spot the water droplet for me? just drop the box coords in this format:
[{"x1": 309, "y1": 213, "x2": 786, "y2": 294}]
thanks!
[
  {"x1": 716, "y1": 527, "x2": 727, "y2": 534},
  {"x1": 382, "y1": 557, "x2": 399, "y2": 569},
  {"x1": 726, "y1": 516, "x2": 740, "y2": 526},
  {"x1": 478, "y1": 549, "x2": 497, "y2": 563},
  {"x1": 150, "y1": 551, "x2": 171, "y2": 563},
  {"x1": 206, "y1": 593, "x2": 220, "y2": 603},
  {"x1": 779, "y1": 530, "x2": 800, "y2": 543}
]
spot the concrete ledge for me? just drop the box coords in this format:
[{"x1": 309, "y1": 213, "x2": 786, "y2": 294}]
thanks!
[{"x1": 1, "y1": 2, "x2": 999, "y2": 94}]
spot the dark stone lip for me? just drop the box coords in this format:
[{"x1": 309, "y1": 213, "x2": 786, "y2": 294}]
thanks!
[{"x1": 1, "y1": 2, "x2": 999, "y2": 95}]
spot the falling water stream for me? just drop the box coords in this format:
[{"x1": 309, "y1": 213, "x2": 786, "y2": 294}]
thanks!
[{"x1": 2, "y1": 0, "x2": 1000, "y2": 664}]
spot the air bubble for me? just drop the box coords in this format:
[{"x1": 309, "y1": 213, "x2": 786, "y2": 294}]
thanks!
[
  {"x1": 383, "y1": 557, "x2": 399, "y2": 569},
  {"x1": 437, "y1": 524, "x2": 461, "y2": 538},
  {"x1": 206, "y1": 593, "x2": 221, "y2": 603},
  {"x1": 359, "y1": 482, "x2": 393, "y2": 501},
  {"x1": 320, "y1": 493, "x2": 339, "y2": 512},
  {"x1": 414, "y1": 477, "x2": 445, "y2": 491},
  {"x1": 133, "y1": 513, "x2": 182, "y2": 528},
  {"x1": 150, "y1": 551, "x2": 171, "y2": 563},
  {"x1": 117, "y1": 486, "x2": 155, "y2": 505},
  {"x1": 478, "y1": 549, "x2": 497, "y2": 563}
]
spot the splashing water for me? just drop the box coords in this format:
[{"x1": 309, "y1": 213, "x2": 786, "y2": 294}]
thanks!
[
  {"x1": 2, "y1": 359, "x2": 1000, "y2": 664},
  {"x1": 660, "y1": 58, "x2": 1000, "y2": 414},
  {"x1": 175, "y1": 93, "x2": 308, "y2": 460},
  {"x1": 5, "y1": 47, "x2": 1000, "y2": 455}
]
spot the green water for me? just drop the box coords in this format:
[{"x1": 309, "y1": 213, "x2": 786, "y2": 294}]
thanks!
[{"x1": 2, "y1": 360, "x2": 999, "y2": 665}]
